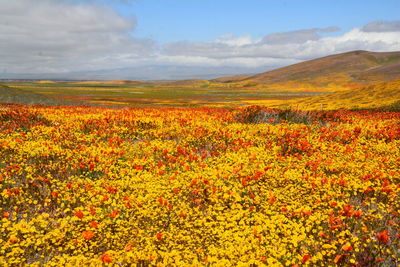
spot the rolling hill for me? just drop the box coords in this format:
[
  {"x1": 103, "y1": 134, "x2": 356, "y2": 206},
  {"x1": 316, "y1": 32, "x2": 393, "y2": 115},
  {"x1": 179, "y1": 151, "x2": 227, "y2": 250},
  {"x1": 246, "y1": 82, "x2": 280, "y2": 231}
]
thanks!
[{"x1": 213, "y1": 50, "x2": 400, "y2": 92}]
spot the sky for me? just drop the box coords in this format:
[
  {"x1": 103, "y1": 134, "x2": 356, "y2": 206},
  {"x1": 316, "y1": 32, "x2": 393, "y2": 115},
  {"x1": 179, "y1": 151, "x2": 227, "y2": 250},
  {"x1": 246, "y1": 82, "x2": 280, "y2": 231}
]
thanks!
[{"x1": 1, "y1": 0, "x2": 400, "y2": 80}]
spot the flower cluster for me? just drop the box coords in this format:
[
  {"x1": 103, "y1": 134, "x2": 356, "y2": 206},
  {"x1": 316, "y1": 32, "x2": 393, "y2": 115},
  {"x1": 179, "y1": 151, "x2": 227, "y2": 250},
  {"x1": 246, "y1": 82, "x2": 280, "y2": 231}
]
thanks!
[{"x1": 0, "y1": 104, "x2": 399, "y2": 265}]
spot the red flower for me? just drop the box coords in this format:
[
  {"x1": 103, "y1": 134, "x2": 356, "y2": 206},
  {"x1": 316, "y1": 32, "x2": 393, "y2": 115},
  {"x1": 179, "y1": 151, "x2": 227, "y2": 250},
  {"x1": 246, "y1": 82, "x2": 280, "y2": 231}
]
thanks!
[
  {"x1": 89, "y1": 206, "x2": 96, "y2": 215},
  {"x1": 101, "y1": 253, "x2": 112, "y2": 263},
  {"x1": 89, "y1": 162, "x2": 95, "y2": 171},
  {"x1": 376, "y1": 230, "x2": 390, "y2": 244},
  {"x1": 301, "y1": 254, "x2": 311, "y2": 263},
  {"x1": 75, "y1": 210, "x2": 84, "y2": 219},
  {"x1": 268, "y1": 196, "x2": 276, "y2": 205},
  {"x1": 341, "y1": 204, "x2": 353, "y2": 217},
  {"x1": 156, "y1": 233, "x2": 163, "y2": 241}
]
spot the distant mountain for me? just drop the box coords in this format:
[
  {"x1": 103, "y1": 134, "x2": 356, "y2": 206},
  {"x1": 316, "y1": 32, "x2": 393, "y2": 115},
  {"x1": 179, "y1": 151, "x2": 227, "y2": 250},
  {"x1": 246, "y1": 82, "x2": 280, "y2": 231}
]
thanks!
[
  {"x1": 0, "y1": 65, "x2": 265, "y2": 81},
  {"x1": 213, "y1": 50, "x2": 400, "y2": 91}
]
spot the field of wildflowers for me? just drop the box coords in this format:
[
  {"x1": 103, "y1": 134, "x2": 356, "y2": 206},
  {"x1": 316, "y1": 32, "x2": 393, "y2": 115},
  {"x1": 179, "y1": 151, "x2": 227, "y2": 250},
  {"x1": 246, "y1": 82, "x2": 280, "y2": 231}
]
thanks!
[{"x1": 0, "y1": 104, "x2": 399, "y2": 266}]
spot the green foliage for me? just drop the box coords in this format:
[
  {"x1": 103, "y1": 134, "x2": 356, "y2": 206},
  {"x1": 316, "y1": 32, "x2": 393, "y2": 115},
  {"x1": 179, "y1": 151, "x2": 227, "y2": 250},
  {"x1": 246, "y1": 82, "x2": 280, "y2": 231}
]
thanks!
[
  {"x1": 364, "y1": 53, "x2": 400, "y2": 66},
  {"x1": 243, "y1": 82, "x2": 257, "y2": 87},
  {"x1": 236, "y1": 105, "x2": 320, "y2": 124},
  {"x1": 384, "y1": 100, "x2": 400, "y2": 112}
]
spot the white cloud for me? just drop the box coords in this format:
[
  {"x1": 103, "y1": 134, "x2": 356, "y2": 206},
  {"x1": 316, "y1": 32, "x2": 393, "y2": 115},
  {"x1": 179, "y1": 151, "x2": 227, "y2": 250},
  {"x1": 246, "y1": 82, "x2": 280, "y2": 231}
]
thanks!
[
  {"x1": 0, "y1": 1, "x2": 399, "y2": 80},
  {"x1": 0, "y1": 0, "x2": 155, "y2": 73},
  {"x1": 153, "y1": 54, "x2": 298, "y2": 69},
  {"x1": 214, "y1": 34, "x2": 254, "y2": 46},
  {"x1": 161, "y1": 26, "x2": 400, "y2": 62}
]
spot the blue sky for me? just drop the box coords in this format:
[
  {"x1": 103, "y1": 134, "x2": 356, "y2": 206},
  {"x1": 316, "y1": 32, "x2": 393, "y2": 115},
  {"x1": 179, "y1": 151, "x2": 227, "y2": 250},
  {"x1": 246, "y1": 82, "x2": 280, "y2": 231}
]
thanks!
[
  {"x1": 121, "y1": 0, "x2": 400, "y2": 43},
  {"x1": 1, "y1": 0, "x2": 400, "y2": 80}
]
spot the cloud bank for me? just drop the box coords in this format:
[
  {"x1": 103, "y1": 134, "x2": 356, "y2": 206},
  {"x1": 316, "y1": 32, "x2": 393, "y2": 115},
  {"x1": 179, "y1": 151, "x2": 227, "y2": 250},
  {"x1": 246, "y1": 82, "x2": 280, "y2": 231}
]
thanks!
[
  {"x1": 362, "y1": 20, "x2": 400, "y2": 32},
  {"x1": 0, "y1": 0, "x2": 155, "y2": 74},
  {"x1": 1, "y1": 0, "x2": 400, "y2": 79}
]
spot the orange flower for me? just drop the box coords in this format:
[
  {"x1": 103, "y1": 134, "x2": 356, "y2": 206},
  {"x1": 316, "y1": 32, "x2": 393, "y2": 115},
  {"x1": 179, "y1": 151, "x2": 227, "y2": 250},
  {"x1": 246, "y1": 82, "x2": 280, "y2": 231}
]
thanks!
[
  {"x1": 3, "y1": 211, "x2": 10, "y2": 218},
  {"x1": 193, "y1": 199, "x2": 202, "y2": 205},
  {"x1": 82, "y1": 230, "x2": 95, "y2": 240},
  {"x1": 9, "y1": 237, "x2": 20, "y2": 243},
  {"x1": 156, "y1": 233, "x2": 163, "y2": 241},
  {"x1": 342, "y1": 244, "x2": 353, "y2": 252},
  {"x1": 318, "y1": 231, "x2": 327, "y2": 238},
  {"x1": 75, "y1": 210, "x2": 84, "y2": 219},
  {"x1": 334, "y1": 254, "x2": 345, "y2": 264},
  {"x1": 341, "y1": 204, "x2": 353, "y2": 217},
  {"x1": 172, "y1": 188, "x2": 180, "y2": 194},
  {"x1": 178, "y1": 211, "x2": 186, "y2": 217},
  {"x1": 124, "y1": 201, "x2": 133, "y2": 208},
  {"x1": 101, "y1": 253, "x2": 112, "y2": 263},
  {"x1": 89, "y1": 221, "x2": 98, "y2": 228},
  {"x1": 51, "y1": 191, "x2": 59, "y2": 198},
  {"x1": 109, "y1": 209, "x2": 118, "y2": 218},
  {"x1": 376, "y1": 230, "x2": 390, "y2": 244},
  {"x1": 268, "y1": 196, "x2": 276, "y2": 205},
  {"x1": 364, "y1": 186, "x2": 374, "y2": 194},
  {"x1": 352, "y1": 210, "x2": 362, "y2": 219},
  {"x1": 302, "y1": 210, "x2": 312, "y2": 216},
  {"x1": 125, "y1": 242, "x2": 133, "y2": 251}
]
